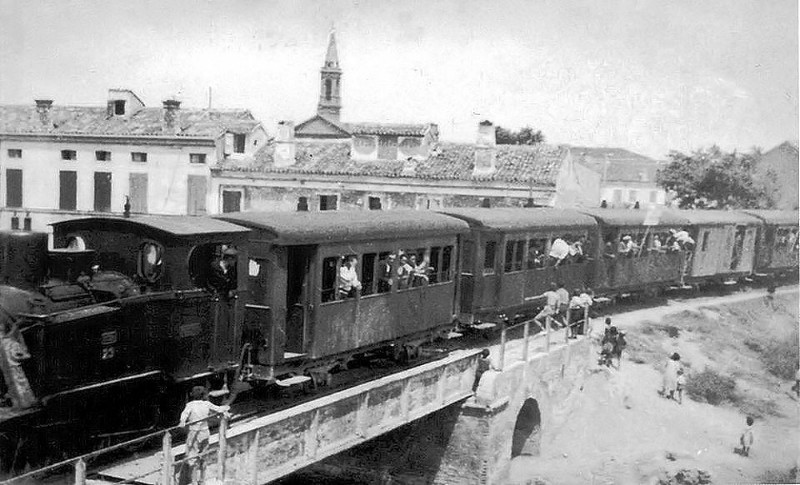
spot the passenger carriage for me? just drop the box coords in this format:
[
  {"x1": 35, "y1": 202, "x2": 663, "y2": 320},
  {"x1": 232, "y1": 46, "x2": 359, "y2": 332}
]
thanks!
[
  {"x1": 438, "y1": 208, "x2": 598, "y2": 324},
  {"x1": 577, "y1": 208, "x2": 691, "y2": 293},
  {"x1": 681, "y1": 211, "x2": 762, "y2": 283},
  {"x1": 742, "y1": 210, "x2": 799, "y2": 277},
  {"x1": 216, "y1": 210, "x2": 468, "y2": 383}
]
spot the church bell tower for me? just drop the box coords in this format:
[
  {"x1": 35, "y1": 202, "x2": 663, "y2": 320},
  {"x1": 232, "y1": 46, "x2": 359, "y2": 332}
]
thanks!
[{"x1": 317, "y1": 30, "x2": 342, "y2": 121}]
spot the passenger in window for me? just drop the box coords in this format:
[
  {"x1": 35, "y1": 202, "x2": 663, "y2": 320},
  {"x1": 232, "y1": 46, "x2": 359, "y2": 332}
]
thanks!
[
  {"x1": 650, "y1": 235, "x2": 663, "y2": 252},
  {"x1": 603, "y1": 241, "x2": 616, "y2": 259},
  {"x1": 378, "y1": 254, "x2": 395, "y2": 292},
  {"x1": 569, "y1": 240, "x2": 584, "y2": 263},
  {"x1": 618, "y1": 235, "x2": 637, "y2": 257},
  {"x1": 669, "y1": 229, "x2": 695, "y2": 251},
  {"x1": 208, "y1": 247, "x2": 238, "y2": 298},
  {"x1": 338, "y1": 256, "x2": 362, "y2": 299},
  {"x1": 411, "y1": 255, "x2": 431, "y2": 287},
  {"x1": 549, "y1": 236, "x2": 570, "y2": 267},
  {"x1": 397, "y1": 254, "x2": 414, "y2": 289}
]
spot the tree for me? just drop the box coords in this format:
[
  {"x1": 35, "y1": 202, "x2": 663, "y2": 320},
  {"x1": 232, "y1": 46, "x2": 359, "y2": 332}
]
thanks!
[
  {"x1": 656, "y1": 146, "x2": 777, "y2": 209},
  {"x1": 495, "y1": 125, "x2": 545, "y2": 145}
]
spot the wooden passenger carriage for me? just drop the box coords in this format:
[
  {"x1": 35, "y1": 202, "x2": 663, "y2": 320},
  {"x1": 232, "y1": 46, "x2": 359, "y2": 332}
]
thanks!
[
  {"x1": 217, "y1": 210, "x2": 469, "y2": 382},
  {"x1": 577, "y1": 208, "x2": 690, "y2": 293},
  {"x1": 438, "y1": 208, "x2": 598, "y2": 323},
  {"x1": 681, "y1": 211, "x2": 761, "y2": 282},
  {"x1": 742, "y1": 210, "x2": 799, "y2": 276}
]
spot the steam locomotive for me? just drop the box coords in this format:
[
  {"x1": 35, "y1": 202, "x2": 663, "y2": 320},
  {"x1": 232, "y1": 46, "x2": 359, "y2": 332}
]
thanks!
[{"x1": 0, "y1": 207, "x2": 795, "y2": 473}]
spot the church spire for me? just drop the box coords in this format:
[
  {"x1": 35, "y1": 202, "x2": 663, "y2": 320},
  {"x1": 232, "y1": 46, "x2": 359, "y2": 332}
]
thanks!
[
  {"x1": 324, "y1": 29, "x2": 339, "y2": 69},
  {"x1": 317, "y1": 29, "x2": 342, "y2": 121}
]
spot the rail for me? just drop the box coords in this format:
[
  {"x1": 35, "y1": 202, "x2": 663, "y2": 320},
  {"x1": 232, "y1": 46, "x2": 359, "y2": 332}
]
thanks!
[
  {"x1": 495, "y1": 304, "x2": 591, "y2": 371},
  {"x1": 2, "y1": 409, "x2": 228, "y2": 485}
]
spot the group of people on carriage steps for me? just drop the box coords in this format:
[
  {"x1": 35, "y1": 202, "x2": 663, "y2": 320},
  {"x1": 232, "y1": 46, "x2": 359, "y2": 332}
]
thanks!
[{"x1": 533, "y1": 282, "x2": 594, "y2": 335}]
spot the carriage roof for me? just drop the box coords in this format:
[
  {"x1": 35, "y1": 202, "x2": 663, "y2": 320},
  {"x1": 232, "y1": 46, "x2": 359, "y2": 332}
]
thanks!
[
  {"x1": 679, "y1": 210, "x2": 762, "y2": 226},
  {"x1": 438, "y1": 208, "x2": 597, "y2": 232},
  {"x1": 51, "y1": 215, "x2": 250, "y2": 239},
  {"x1": 576, "y1": 208, "x2": 691, "y2": 228},
  {"x1": 217, "y1": 210, "x2": 469, "y2": 245},
  {"x1": 740, "y1": 210, "x2": 799, "y2": 226}
]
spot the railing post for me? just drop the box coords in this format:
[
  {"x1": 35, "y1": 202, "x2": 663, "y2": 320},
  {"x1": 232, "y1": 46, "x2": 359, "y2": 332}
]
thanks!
[
  {"x1": 74, "y1": 458, "x2": 86, "y2": 485},
  {"x1": 584, "y1": 305, "x2": 590, "y2": 337},
  {"x1": 161, "y1": 431, "x2": 173, "y2": 485},
  {"x1": 545, "y1": 316, "x2": 551, "y2": 352},
  {"x1": 249, "y1": 430, "x2": 260, "y2": 485},
  {"x1": 217, "y1": 413, "x2": 229, "y2": 482},
  {"x1": 498, "y1": 319, "x2": 507, "y2": 371},
  {"x1": 565, "y1": 307, "x2": 571, "y2": 343},
  {"x1": 522, "y1": 320, "x2": 530, "y2": 363}
]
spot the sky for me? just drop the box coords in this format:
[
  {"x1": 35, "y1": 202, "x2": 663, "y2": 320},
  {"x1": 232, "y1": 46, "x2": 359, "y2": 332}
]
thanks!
[{"x1": 0, "y1": 0, "x2": 797, "y2": 158}]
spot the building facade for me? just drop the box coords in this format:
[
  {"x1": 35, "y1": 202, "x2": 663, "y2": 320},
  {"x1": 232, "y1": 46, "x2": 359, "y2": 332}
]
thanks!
[
  {"x1": 758, "y1": 141, "x2": 798, "y2": 210},
  {"x1": 210, "y1": 32, "x2": 600, "y2": 214},
  {"x1": 0, "y1": 89, "x2": 267, "y2": 231},
  {"x1": 570, "y1": 146, "x2": 667, "y2": 208}
]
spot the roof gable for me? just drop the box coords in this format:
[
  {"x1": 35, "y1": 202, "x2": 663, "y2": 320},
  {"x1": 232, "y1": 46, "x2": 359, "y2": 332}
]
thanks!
[{"x1": 295, "y1": 115, "x2": 351, "y2": 138}]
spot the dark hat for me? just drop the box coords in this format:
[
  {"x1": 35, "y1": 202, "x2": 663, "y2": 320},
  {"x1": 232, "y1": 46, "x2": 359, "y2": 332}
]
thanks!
[
  {"x1": 223, "y1": 247, "x2": 238, "y2": 257},
  {"x1": 671, "y1": 352, "x2": 681, "y2": 361},
  {"x1": 191, "y1": 385, "x2": 206, "y2": 400}
]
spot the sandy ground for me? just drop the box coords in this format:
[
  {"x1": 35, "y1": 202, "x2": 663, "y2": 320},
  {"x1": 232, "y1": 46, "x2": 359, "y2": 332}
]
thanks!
[{"x1": 508, "y1": 286, "x2": 800, "y2": 485}]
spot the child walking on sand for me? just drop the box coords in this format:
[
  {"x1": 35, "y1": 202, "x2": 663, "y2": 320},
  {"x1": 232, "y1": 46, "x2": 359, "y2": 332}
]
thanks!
[
  {"x1": 735, "y1": 416, "x2": 754, "y2": 457},
  {"x1": 675, "y1": 369, "x2": 686, "y2": 404}
]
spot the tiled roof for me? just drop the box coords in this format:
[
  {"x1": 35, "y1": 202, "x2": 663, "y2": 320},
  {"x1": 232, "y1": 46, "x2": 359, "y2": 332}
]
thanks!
[
  {"x1": 0, "y1": 105, "x2": 259, "y2": 138},
  {"x1": 344, "y1": 122, "x2": 430, "y2": 137},
  {"x1": 215, "y1": 140, "x2": 567, "y2": 187},
  {"x1": 570, "y1": 146, "x2": 662, "y2": 184}
]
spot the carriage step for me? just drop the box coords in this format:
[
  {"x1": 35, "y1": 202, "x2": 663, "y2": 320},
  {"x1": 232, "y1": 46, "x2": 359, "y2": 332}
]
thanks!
[
  {"x1": 723, "y1": 279, "x2": 738, "y2": 285},
  {"x1": 276, "y1": 375, "x2": 312, "y2": 387},
  {"x1": 593, "y1": 297, "x2": 611, "y2": 304},
  {"x1": 446, "y1": 331, "x2": 463, "y2": 339},
  {"x1": 472, "y1": 323, "x2": 496, "y2": 330}
]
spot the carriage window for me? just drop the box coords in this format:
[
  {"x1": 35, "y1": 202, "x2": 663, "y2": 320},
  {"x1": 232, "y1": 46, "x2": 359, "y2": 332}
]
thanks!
[
  {"x1": 361, "y1": 253, "x2": 376, "y2": 296},
  {"x1": 248, "y1": 259, "x2": 261, "y2": 277},
  {"x1": 377, "y1": 251, "x2": 394, "y2": 293},
  {"x1": 514, "y1": 240, "x2": 525, "y2": 271},
  {"x1": 504, "y1": 241, "x2": 515, "y2": 272},
  {"x1": 138, "y1": 242, "x2": 164, "y2": 283},
  {"x1": 483, "y1": 241, "x2": 497, "y2": 275},
  {"x1": 441, "y1": 246, "x2": 453, "y2": 282},
  {"x1": 701, "y1": 231, "x2": 710, "y2": 251},
  {"x1": 321, "y1": 257, "x2": 338, "y2": 303},
  {"x1": 527, "y1": 238, "x2": 547, "y2": 269},
  {"x1": 429, "y1": 247, "x2": 441, "y2": 284}
]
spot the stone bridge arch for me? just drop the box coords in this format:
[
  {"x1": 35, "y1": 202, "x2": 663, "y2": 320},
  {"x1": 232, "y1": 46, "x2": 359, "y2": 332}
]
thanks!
[{"x1": 511, "y1": 397, "x2": 541, "y2": 457}]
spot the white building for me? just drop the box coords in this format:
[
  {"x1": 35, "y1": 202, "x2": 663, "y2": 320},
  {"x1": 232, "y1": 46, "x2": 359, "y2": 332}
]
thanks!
[
  {"x1": 571, "y1": 146, "x2": 667, "y2": 208},
  {"x1": 0, "y1": 89, "x2": 267, "y2": 231}
]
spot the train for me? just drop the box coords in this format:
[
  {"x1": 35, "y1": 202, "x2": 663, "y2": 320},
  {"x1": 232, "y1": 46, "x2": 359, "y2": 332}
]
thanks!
[{"x1": 0, "y1": 207, "x2": 796, "y2": 472}]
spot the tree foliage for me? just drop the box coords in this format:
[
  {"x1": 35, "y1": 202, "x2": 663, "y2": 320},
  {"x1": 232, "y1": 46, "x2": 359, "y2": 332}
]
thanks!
[
  {"x1": 495, "y1": 125, "x2": 545, "y2": 145},
  {"x1": 656, "y1": 146, "x2": 777, "y2": 209}
]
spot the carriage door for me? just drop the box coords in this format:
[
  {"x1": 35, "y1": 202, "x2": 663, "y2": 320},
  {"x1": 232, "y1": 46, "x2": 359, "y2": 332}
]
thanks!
[{"x1": 286, "y1": 245, "x2": 315, "y2": 354}]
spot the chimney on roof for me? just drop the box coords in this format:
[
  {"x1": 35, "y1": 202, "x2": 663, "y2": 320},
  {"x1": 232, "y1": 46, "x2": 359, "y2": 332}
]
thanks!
[
  {"x1": 473, "y1": 120, "x2": 497, "y2": 176},
  {"x1": 162, "y1": 99, "x2": 181, "y2": 133},
  {"x1": 34, "y1": 99, "x2": 53, "y2": 127},
  {"x1": 273, "y1": 121, "x2": 296, "y2": 168}
]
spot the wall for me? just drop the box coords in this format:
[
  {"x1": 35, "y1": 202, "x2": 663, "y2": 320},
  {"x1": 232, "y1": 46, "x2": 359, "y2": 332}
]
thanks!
[
  {"x1": 210, "y1": 174, "x2": 557, "y2": 214},
  {"x1": 0, "y1": 138, "x2": 216, "y2": 231},
  {"x1": 553, "y1": 152, "x2": 602, "y2": 208},
  {"x1": 600, "y1": 184, "x2": 666, "y2": 208}
]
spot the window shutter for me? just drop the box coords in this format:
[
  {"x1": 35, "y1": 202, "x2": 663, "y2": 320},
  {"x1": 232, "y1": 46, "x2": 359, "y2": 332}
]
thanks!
[{"x1": 224, "y1": 133, "x2": 234, "y2": 155}]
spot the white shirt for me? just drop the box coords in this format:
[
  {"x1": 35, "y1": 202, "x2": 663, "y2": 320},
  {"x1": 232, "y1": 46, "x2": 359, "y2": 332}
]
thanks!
[
  {"x1": 179, "y1": 400, "x2": 229, "y2": 431},
  {"x1": 338, "y1": 265, "x2": 361, "y2": 292},
  {"x1": 549, "y1": 238, "x2": 570, "y2": 260}
]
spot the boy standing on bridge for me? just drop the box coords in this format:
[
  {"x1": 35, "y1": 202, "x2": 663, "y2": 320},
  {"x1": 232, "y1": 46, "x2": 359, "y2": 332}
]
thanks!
[{"x1": 179, "y1": 386, "x2": 231, "y2": 485}]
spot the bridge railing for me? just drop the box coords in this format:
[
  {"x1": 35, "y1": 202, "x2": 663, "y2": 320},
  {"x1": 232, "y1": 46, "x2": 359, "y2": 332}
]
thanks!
[
  {"x1": 496, "y1": 305, "x2": 591, "y2": 371},
  {"x1": 1, "y1": 409, "x2": 227, "y2": 485}
]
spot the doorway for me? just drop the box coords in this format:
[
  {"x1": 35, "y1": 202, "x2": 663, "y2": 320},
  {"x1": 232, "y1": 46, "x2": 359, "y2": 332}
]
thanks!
[{"x1": 286, "y1": 245, "x2": 315, "y2": 353}]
